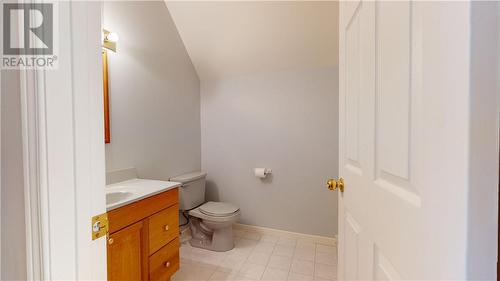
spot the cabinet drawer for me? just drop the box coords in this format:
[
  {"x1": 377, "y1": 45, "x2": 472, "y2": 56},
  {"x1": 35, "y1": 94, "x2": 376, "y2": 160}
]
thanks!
[
  {"x1": 149, "y1": 204, "x2": 179, "y2": 254},
  {"x1": 149, "y1": 238, "x2": 179, "y2": 281}
]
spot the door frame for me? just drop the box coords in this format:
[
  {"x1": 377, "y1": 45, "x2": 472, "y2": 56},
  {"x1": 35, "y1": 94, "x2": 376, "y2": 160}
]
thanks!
[
  {"x1": 467, "y1": 1, "x2": 500, "y2": 278},
  {"x1": 20, "y1": 2, "x2": 107, "y2": 280}
]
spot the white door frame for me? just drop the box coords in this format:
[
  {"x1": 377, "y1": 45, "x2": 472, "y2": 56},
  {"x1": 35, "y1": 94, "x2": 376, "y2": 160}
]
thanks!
[
  {"x1": 20, "y1": 2, "x2": 107, "y2": 280},
  {"x1": 466, "y1": 2, "x2": 500, "y2": 277}
]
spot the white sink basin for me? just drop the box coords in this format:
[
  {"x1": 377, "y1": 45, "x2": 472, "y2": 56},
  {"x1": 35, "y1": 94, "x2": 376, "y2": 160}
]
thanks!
[
  {"x1": 105, "y1": 179, "x2": 181, "y2": 211},
  {"x1": 106, "y1": 191, "x2": 133, "y2": 205}
]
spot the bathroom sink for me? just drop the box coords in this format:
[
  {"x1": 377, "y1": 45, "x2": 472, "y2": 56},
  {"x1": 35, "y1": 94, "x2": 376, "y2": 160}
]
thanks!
[
  {"x1": 105, "y1": 179, "x2": 181, "y2": 211},
  {"x1": 106, "y1": 191, "x2": 133, "y2": 205}
]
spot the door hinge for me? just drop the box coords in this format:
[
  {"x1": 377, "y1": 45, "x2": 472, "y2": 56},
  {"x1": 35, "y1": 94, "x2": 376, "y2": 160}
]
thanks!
[{"x1": 91, "y1": 213, "x2": 109, "y2": 240}]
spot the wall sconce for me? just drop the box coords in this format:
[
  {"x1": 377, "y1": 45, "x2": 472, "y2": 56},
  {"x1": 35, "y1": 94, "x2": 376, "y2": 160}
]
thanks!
[{"x1": 103, "y1": 29, "x2": 119, "y2": 52}]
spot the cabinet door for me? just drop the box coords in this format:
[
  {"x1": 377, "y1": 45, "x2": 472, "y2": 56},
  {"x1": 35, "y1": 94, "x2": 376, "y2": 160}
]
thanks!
[{"x1": 107, "y1": 221, "x2": 144, "y2": 281}]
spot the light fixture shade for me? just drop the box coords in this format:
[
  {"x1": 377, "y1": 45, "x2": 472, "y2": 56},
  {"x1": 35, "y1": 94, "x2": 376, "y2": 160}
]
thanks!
[
  {"x1": 106, "y1": 32, "x2": 119, "y2": 43},
  {"x1": 102, "y1": 29, "x2": 117, "y2": 52}
]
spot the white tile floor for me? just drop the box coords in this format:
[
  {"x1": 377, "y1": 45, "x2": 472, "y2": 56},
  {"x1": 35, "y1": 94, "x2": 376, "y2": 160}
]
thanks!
[{"x1": 173, "y1": 229, "x2": 337, "y2": 281}]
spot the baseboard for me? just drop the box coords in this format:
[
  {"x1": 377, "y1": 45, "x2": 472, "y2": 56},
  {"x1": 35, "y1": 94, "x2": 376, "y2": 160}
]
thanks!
[{"x1": 234, "y1": 223, "x2": 336, "y2": 246}]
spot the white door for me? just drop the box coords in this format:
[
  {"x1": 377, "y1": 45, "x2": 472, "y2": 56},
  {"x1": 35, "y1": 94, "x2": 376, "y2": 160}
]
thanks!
[
  {"x1": 337, "y1": 1, "x2": 497, "y2": 280},
  {"x1": 20, "y1": 2, "x2": 107, "y2": 279}
]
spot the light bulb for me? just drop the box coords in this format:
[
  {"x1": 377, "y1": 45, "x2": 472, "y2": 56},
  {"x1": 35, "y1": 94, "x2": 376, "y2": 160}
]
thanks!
[{"x1": 106, "y1": 32, "x2": 119, "y2": 43}]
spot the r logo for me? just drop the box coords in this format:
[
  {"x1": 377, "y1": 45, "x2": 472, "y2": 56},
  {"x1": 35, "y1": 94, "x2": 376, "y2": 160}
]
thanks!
[{"x1": 3, "y1": 3, "x2": 53, "y2": 55}]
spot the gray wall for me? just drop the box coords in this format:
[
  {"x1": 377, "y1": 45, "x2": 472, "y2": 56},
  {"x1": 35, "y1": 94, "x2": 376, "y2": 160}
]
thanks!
[
  {"x1": 201, "y1": 67, "x2": 339, "y2": 237},
  {"x1": 103, "y1": 1, "x2": 201, "y2": 180},
  {"x1": 1, "y1": 70, "x2": 27, "y2": 280}
]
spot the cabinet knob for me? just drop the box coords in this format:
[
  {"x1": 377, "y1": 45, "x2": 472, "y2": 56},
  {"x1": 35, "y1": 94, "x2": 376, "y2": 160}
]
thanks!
[
  {"x1": 108, "y1": 238, "x2": 114, "y2": 245},
  {"x1": 164, "y1": 225, "x2": 169, "y2": 231},
  {"x1": 164, "y1": 261, "x2": 170, "y2": 268}
]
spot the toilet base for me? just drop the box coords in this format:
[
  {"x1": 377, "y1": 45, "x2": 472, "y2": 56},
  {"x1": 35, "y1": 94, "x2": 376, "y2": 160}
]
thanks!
[{"x1": 189, "y1": 217, "x2": 235, "y2": 252}]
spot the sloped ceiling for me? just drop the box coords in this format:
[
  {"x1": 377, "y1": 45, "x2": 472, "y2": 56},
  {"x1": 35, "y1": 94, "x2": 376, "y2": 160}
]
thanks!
[{"x1": 166, "y1": 1, "x2": 338, "y2": 81}]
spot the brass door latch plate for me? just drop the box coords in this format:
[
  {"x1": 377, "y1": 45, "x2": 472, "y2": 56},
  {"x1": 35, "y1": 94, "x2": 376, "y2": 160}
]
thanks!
[{"x1": 91, "y1": 213, "x2": 109, "y2": 240}]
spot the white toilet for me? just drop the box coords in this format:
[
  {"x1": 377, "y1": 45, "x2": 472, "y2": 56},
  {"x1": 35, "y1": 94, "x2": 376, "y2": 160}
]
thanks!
[{"x1": 170, "y1": 171, "x2": 240, "y2": 252}]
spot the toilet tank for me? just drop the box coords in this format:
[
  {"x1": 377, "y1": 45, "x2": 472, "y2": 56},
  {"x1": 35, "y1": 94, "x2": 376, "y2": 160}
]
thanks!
[{"x1": 170, "y1": 171, "x2": 207, "y2": 211}]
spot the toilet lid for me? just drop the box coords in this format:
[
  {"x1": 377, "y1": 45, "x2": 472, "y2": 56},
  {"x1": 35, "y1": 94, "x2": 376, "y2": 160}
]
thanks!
[{"x1": 199, "y1": 202, "x2": 239, "y2": 217}]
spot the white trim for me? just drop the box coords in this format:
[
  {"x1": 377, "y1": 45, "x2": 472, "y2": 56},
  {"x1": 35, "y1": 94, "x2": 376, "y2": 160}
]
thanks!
[
  {"x1": 0, "y1": 44, "x2": 1, "y2": 281},
  {"x1": 233, "y1": 223, "x2": 336, "y2": 246},
  {"x1": 20, "y1": 2, "x2": 107, "y2": 280},
  {"x1": 20, "y1": 63, "x2": 46, "y2": 281},
  {"x1": 20, "y1": 3, "x2": 49, "y2": 279},
  {"x1": 180, "y1": 224, "x2": 337, "y2": 246}
]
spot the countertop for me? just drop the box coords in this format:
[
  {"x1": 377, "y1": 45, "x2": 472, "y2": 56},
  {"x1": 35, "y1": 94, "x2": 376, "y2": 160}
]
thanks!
[{"x1": 106, "y1": 178, "x2": 181, "y2": 211}]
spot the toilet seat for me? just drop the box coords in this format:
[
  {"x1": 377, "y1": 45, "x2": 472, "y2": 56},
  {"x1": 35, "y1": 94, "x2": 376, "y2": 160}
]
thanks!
[
  {"x1": 199, "y1": 201, "x2": 239, "y2": 217},
  {"x1": 189, "y1": 205, "x2": 240, "y2": 223}
]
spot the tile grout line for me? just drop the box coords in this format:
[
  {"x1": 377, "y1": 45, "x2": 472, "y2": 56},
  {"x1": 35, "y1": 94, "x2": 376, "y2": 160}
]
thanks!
[{"x1": 176, "y1": 229, "x2": 337, "y2": 281}]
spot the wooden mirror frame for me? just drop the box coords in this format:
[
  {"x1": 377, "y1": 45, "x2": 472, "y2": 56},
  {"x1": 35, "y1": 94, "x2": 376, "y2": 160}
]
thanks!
[{"x1": 103, "y1": 50, "x2": 111, "y2": 143}]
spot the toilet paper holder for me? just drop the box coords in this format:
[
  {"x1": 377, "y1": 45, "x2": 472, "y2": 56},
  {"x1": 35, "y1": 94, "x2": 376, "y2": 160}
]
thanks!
[{"x1": 254, "y1": 168, "x2": 272, "y2": 178}]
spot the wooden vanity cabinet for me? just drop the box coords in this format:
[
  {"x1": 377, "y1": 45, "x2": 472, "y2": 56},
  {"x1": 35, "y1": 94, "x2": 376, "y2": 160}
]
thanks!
[{"x1": 107, "y1": 188, "x2": 180, "y2": 281}]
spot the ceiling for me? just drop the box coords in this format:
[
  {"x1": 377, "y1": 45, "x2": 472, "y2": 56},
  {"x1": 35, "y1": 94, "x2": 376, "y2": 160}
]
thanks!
[{"x1": 165, "y1": 1, "x2": 339, "y2": 81}]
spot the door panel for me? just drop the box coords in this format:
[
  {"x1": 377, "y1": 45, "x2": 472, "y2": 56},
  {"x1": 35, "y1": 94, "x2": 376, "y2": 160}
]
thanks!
[
  {"x1": 339, "y1": 1, "x2": 473, "y2": 279},
  {"x1": 338, "y1": 1, "x2": 371, "y2": 278},
  {"x1": 344, "y1": 213, "x2": 361, "y2": 280},
  {"x1": 376, "y1": 1, "x2": 411, "y2": 179},
  {"x1": 344, "y1": 4, "x2": 361, "y2": 170},
  {"x1": 375, "y1": 1, "x2": 420, "y2": 205},
  {"x1": 373, "y1": 247, "x2": 403, "y2": 281}
]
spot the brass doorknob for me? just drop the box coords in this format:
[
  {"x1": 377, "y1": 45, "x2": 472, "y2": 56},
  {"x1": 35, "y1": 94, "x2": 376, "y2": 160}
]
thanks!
[{"x1": 327, "y1": 178, "x2": 344, "y2": 192}]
